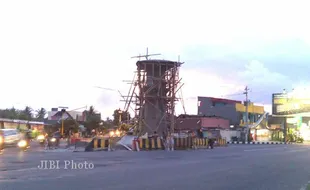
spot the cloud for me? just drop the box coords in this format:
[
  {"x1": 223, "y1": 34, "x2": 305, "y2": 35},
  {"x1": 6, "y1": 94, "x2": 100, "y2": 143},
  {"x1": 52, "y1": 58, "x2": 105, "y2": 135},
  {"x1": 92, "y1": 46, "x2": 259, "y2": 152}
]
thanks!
[
  {"x1": 238, "y1": 60, "x2": 289, "y2": 86},
  {"x1": 176, "y1": 60, "x2": 293, "y2": 115},
  {"x1": 175, "y1": 68, "x2": 245, "y2": 115}
]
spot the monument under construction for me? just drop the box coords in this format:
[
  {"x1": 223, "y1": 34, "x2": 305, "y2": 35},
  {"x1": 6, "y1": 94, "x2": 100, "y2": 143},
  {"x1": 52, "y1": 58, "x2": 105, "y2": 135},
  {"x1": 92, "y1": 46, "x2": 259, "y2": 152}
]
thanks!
[{"x1": 125, "y1": 49, "x2": 183, "y2": 136}]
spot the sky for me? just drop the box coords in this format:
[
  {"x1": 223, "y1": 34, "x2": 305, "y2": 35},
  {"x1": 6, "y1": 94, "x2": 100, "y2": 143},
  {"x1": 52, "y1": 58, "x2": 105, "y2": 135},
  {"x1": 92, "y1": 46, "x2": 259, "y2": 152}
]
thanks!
[{"x1": 1, "y1": 0, "x2": 310, "y2": 118}]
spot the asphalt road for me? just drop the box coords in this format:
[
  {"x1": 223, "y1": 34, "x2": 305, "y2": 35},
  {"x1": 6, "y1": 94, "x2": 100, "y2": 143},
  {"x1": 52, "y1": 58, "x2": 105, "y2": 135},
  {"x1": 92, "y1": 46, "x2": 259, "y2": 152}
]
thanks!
[{"x1": 1, "y1": 144, "x2": 310, "y2": 190}]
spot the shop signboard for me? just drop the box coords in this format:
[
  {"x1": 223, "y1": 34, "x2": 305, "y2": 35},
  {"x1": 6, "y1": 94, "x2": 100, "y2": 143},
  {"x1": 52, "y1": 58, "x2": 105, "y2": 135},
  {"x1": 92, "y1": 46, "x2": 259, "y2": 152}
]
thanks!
[{"x1": 272, "y1": 93, "x2": 310, "y2": 115}]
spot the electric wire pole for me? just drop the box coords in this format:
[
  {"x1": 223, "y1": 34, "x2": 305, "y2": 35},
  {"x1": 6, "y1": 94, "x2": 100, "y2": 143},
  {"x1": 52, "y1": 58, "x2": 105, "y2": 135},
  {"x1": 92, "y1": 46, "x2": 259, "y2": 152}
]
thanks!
[{"x1": 244, "y1": 86, "x2": 249, "y2": 142}]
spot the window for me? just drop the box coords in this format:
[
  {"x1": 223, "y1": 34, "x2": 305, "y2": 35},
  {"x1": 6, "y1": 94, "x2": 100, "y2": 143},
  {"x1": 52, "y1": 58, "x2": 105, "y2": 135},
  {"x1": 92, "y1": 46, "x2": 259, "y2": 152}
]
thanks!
[{"x1": 213, "y1": 102, "x2": 226, "y2": 107}]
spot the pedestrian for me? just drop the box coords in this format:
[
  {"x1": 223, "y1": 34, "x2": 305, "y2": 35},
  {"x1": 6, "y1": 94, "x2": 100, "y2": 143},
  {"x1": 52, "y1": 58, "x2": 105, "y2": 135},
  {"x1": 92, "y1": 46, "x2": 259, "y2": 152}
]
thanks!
[
  {"x1": 166, "y1": 133, "x2": 174, "y2": 151},
  {"x1": 208, "y1": 138, "x2": 214, "y2": 149},
  {"x1": 192, "y1": 131, "x2": 197, "y2": 150}
]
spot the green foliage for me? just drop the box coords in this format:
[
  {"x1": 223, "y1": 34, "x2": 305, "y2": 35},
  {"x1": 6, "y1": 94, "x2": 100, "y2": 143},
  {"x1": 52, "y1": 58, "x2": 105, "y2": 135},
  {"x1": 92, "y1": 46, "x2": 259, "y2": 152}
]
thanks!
[
  {"x1": 36, "y1": 108, "x2": 47, "y2": 120},
  {"x1": 112, "y1": 109, "x2": 130, "y2": 125},
  {"x1": 119, "y1": 123, "x2": 132, "y2": 132},
  {"x1": 0, "y1": 106, "x2": 35, "y2": 121},
  {"x1": 101, "y1": 118, "x2": 114, "y2": 129},
  {"x1": 84, "y1": 106, "x2": 101, "y2": 132},
  {"x1": 297, "y1": 137, "x2": 304, "y2": 143},
  {"x1": 287, "y1": 134, "x2": 295, "y2": 142}
]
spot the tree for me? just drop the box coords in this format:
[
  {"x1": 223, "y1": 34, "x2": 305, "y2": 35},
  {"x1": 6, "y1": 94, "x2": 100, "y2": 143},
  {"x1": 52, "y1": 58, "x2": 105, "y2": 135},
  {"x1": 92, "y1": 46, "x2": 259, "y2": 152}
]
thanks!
[
  {"x1": 112, "y1": 109, "x2": 130, "y2": 125},
  {"x1": 36, "y1": 108, "x2": 47, "y2": 121},
  {"x1": 0, "y1": 106, "x2": 47, "y2": 122},
  {"x1": 18, "y1": 106, "x2": 33, "y2": 120},
  {"x1": 84, "y1": 106, "x2": 101, "y2": 132},
  {"x1": 0, "y1": 108, "x2": 18, "y2": 119},
  {"x1": 102, "y1": 117, "x2": 114, "y2": 129}
]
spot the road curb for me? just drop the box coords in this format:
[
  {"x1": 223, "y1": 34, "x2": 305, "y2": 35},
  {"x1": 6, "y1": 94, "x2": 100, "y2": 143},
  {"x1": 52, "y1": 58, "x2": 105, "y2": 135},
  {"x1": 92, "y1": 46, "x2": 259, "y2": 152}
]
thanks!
[{"x1": 227, "y1": 141, "x2": 294, "y2": 145}]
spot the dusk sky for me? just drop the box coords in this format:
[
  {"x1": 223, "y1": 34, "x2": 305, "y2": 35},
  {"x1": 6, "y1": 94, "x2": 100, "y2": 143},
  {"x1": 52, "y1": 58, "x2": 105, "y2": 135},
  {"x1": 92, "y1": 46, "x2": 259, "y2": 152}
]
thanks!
[{"x1": 0, "y1": 0, "x2": 309, "y2": 118}]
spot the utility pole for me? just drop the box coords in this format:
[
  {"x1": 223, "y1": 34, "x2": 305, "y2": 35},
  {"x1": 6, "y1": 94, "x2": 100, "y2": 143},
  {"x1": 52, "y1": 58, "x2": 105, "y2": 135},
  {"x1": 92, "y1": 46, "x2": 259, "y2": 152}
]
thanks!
[{"x1": 244, "y1": 86, "x2": 250, "y2": 142}]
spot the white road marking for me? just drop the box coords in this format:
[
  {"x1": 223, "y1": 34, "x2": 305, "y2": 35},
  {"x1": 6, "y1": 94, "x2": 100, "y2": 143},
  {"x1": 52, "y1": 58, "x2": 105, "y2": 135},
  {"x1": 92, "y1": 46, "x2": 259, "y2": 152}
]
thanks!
[
  {"x1": 244, "y1": 146, "x2": 310, "y2": 153},
  {"x1": 244, "y1": 147, "x2": 288, "y2": 151},
  {"x1": 0, "y1": 167, "x2": 38, "y2": 173}
]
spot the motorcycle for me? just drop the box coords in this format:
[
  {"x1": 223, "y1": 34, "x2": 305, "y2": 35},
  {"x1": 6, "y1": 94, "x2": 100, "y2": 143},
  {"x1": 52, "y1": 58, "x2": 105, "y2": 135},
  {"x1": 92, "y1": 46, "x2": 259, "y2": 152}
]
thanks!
[
  {"x1": 17, "y1": 139, "x2": 29, "y2": 151},
  {"x1": 37, "y1": 135, "x2": 45, "y2": 147},
  {"x1": 46, "y1": 137, "x2": 57, "y2": 149}
]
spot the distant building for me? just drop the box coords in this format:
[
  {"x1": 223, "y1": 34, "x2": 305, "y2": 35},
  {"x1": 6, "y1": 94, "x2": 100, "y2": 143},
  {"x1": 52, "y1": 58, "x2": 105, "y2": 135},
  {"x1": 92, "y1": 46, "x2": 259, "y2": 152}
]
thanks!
[
  {"x1": 197, "y1": 96, "x2": 265, "y2": 127},
  {"x1": 0, "y1": 118, "x2": 44, "y2": 131},
  {"x1": 176, "y1": 114, "x2": 230, "y2": 131},
  {"x1": 175, "y1": 114, "x2": 233, "y2": 139},
  {"x1": 47, "y1": 108, "x2": 87, "y2": 122}
]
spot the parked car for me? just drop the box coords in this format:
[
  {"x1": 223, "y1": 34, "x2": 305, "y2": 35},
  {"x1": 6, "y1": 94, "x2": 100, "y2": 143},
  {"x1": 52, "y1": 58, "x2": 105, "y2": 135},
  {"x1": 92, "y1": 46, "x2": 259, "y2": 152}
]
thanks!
[
  {"x1": 0, "y1": 130, "x2": 4, "y2": 151},
  {"x1": 0, "y1": 129, "x2": 21, "y2": 145}
]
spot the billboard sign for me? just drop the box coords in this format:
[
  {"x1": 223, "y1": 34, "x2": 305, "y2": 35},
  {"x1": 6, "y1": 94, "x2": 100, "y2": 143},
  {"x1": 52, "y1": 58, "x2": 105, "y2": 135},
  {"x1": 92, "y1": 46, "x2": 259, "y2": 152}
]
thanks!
[{"x1": 272, "y1": 93, "x2": 310, "y2": 115}]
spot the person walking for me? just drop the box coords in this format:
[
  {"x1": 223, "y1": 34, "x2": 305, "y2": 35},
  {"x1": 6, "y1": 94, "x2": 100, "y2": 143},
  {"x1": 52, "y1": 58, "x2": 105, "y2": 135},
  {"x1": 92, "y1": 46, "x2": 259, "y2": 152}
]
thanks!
[
  {"x1": 192, "y1": 131, "x2": 197, "y2": 150},
  {"x1": 166, "y1": 133, "x2": 174, "y2": 151},
  {"x1": 208, "y1": 138, "x2": 214, "y2": 149}
]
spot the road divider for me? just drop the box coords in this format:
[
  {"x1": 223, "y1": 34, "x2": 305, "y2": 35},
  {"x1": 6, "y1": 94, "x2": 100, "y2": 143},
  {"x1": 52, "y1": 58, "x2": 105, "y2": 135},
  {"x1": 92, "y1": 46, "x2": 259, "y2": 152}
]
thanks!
[
  {"x1": 132, "y1": 137, "x2": 227, "y2": 151},
  {"x1": 85, "y1": 137, "x2": 110, "y2": 152},
  {"x1": 134, "y1": 137, "x2": 165, "y2": 151},
  {"x1": 215, "y1": 138, "x2": 227, "y2": 147}
]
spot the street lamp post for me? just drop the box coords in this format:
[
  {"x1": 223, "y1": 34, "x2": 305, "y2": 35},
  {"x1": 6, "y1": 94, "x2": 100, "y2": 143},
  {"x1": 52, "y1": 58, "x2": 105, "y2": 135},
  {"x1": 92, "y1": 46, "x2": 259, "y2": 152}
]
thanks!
[{"x1": 59, "y1": 107, "x2": 68, "y2": 136}]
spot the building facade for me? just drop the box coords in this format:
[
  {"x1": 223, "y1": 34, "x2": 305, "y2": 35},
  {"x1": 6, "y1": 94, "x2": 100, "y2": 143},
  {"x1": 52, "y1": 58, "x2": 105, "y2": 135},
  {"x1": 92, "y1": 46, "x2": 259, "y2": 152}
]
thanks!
[
  {"x1": 271, "y1": 91, "x2": 310, "y2": 141},
  {"x1": 176, "y1": 115, "x2": 230, "y2": 131},
  {"x1": 0, "y1": 118, "x2": 44, "y2": 131},
  {"x1": 175, "y1": 115, "x2": 242, "y2": 140},
  {"x1": 197, "y1": 96, "x2": 264, "y2": 127}
]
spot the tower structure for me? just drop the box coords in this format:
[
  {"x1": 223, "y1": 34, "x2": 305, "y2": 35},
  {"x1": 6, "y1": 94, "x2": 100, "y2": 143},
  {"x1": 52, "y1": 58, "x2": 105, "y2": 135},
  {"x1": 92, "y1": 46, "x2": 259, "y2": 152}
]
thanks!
[
  {"x1": 127, "y1": 48, "x2": 183, "y2": 136},
  {"x1": 136, "y1": 59, "x2": 182, "y2": 136}
]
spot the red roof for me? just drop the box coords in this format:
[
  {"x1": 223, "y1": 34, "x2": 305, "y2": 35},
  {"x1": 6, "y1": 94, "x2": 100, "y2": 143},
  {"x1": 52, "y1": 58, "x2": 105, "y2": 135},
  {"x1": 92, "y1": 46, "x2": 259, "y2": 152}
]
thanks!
[{"x1": 208, "y1": 97, "x2": 241, "y2": 104}]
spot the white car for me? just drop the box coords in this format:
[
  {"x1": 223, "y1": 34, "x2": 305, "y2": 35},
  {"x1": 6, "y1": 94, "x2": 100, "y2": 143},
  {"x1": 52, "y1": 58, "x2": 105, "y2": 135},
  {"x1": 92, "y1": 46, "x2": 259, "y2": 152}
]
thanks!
[{"x1": 0, "y1": 129, "x2": 21, "y2": 145}]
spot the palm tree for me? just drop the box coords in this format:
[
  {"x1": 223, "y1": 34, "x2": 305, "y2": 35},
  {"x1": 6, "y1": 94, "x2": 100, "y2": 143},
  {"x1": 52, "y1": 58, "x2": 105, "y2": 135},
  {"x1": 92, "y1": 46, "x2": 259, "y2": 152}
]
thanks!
[
  {"x1": 36, "y1": 108, "x2": 47, "y2": 121},
  {"x1": 84, "y1": 106, "x2": 101, "y2": 132},
  {"x1": 19, "y1": 106, "x2": 33, "y2": 120}
]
